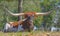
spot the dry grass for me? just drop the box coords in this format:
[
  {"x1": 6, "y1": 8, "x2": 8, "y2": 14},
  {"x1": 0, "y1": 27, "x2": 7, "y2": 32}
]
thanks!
[{"x1": 0, "y1": 31, "x2": 60, "y2": 36}]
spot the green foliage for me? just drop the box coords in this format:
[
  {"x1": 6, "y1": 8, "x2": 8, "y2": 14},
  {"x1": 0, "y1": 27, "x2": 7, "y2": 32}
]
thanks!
[
  {"x1": 23, "y1": 0, "x2": 41, "y2": 12},
  {"x1": 39, "y1": 0, "x2": 58, "y2": 29},
  {"x1": 0, "y1": 0, "x2": 60, "y2": 29},
  {"x1": 34, "y1": 16, "x2": 43, "y2": 27}
]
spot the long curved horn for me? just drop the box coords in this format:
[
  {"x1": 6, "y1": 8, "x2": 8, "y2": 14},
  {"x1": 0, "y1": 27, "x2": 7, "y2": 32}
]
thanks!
[
  {"x1": 36, "y1": 10, "x2": 52, "y2": 16},
  {"x1": 4, "y1": 7, "x2": 24, "y2": 16}
]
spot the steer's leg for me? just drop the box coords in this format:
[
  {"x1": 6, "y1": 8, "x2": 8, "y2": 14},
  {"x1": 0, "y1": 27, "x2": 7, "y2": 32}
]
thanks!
[
  {"x1": 18, "y1": 25, "x2": 24, "y2": 32},
  {"x1": 28, "y1": 22, "x2": 34, "y2": 32}
]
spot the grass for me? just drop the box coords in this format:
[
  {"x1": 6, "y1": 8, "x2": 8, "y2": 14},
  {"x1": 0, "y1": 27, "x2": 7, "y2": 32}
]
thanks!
[{"x1": 0, "y1": 31, "x2": 60, "y2": 36}]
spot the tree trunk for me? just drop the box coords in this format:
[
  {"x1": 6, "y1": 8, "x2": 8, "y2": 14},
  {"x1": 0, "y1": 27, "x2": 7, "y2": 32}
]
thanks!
[{"x1": 18, "y1": 0, "x2": 23, "y2": 21}]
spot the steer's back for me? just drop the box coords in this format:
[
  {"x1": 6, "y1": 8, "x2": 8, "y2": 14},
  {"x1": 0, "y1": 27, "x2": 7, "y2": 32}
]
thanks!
[{"x1": 9, "y1": 22, "x2": 18, "y2": 28}]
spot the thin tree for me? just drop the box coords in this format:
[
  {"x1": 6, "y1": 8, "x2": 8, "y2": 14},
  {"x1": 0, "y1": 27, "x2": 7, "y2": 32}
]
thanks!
[{"x1": 18, "y1": 0, "x2": 23, "y2": 21}]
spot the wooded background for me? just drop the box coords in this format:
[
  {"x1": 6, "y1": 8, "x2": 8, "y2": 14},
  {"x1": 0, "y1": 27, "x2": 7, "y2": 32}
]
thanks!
[{"x1": 0, "y1": 0, "x2": 60, "y2": 31}]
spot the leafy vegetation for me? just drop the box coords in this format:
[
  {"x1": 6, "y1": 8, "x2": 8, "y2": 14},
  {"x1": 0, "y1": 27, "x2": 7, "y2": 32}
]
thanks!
[{"x1": 0, "y1": 0, "x2": 60, "y2": 30}]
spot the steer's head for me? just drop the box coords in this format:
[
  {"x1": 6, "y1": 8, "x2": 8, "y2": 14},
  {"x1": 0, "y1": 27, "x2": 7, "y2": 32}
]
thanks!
[{"x1": 24, "y1": 12, "x2": 36, "y2": 21}]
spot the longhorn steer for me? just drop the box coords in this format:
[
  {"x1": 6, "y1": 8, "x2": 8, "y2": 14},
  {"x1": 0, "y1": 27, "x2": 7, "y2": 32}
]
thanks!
[{"x1": 4, "y1": 7, "x2": 52, "y2": 32}]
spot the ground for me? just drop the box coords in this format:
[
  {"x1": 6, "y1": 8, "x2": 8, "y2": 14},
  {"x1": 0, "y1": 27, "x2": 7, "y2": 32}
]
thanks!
[{"x1": 0, "y1": 31, "x2": 60, "y2": 36}]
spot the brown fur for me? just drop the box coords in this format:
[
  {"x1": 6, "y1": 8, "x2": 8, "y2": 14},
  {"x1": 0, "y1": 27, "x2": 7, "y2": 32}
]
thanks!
[{"x1": 9, "y1": 12, "x2": 36, "y2": 32}]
